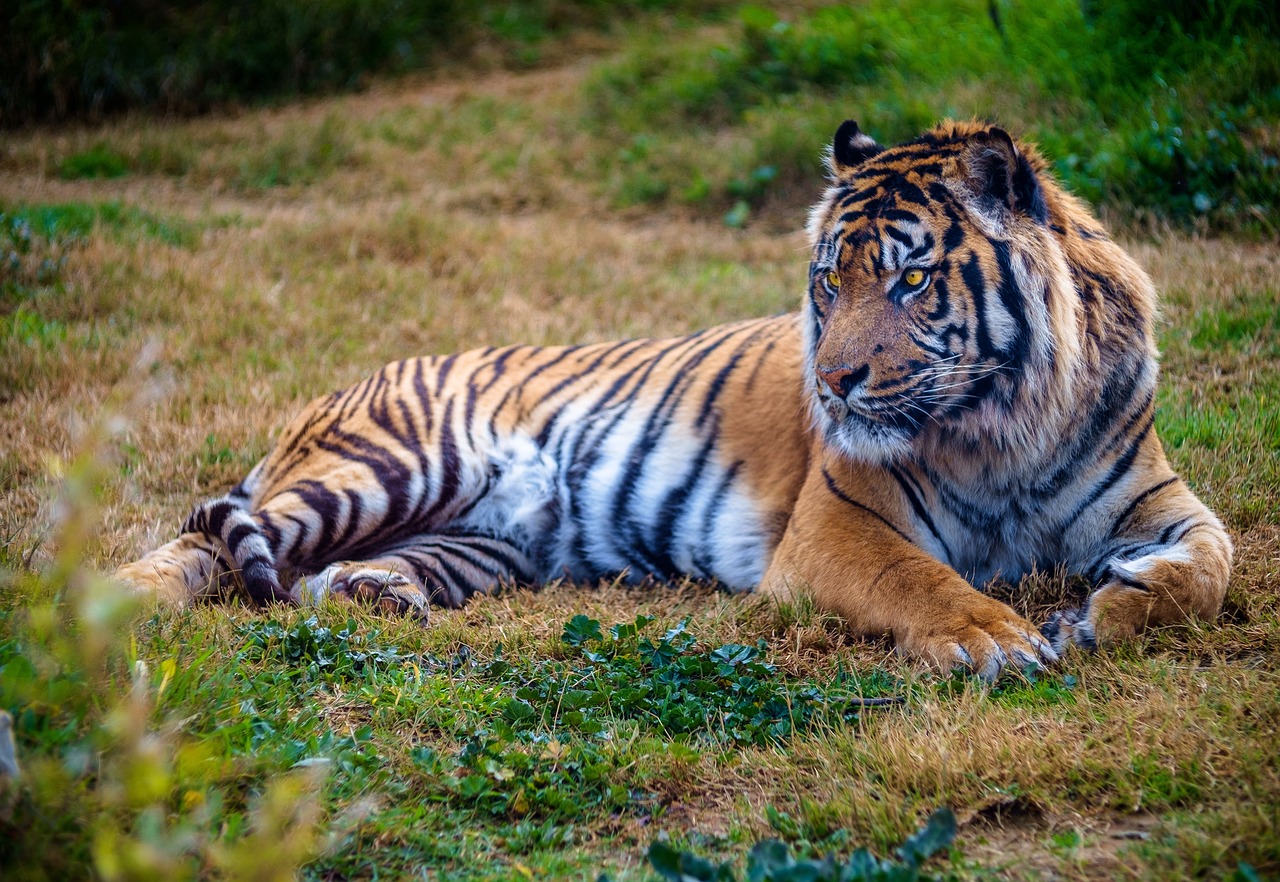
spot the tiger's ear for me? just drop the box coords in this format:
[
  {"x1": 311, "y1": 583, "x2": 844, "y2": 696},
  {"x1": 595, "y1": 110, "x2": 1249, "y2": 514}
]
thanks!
[
  {"x1": 828, "y1": 120, "x2": 883, "y2": 177},
  {"x1": 960, "y1": 127, "x2": 1048, "y2": 224}
]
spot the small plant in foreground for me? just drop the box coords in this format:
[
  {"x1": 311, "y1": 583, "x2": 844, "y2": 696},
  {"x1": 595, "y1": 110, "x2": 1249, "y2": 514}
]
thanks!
[
  {"x1": 634, "y1": 807, "x2": 956, "y2": 882},
  {"x1": 0, "y1": 374, "x2": 329, "y2": 880},
  {"x1": 512, "y1": 613, "x2": 899, "y2": 745}
]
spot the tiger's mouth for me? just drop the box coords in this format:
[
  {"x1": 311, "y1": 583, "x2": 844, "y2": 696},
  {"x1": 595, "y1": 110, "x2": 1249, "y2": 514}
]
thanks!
[
  {"x1": 818, "y1": 384, "x2": 926, "y2": 435},
  {"x1": 817, "y1": 394, "x2": 918, "y2": 462}
]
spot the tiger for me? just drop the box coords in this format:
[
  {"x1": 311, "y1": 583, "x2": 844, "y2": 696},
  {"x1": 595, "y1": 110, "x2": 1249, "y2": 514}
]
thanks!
[{"x1": 116, "y1": 119, "x2": 1232, "y2": 680}]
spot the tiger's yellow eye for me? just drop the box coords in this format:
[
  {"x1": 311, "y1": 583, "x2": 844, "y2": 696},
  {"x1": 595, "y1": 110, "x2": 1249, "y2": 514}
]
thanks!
[
  {"x1": 825, "y1": 271, "x2": 841, "y2": 289},
  {"x1": 903, "y1": 268, "x2": 926, "y2": 287}
]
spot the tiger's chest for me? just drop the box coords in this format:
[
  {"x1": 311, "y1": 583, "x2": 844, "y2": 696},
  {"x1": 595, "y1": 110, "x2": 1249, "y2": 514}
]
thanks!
[{"x1": 905, "y1": 474, "x2": 1078, "y2": 586}]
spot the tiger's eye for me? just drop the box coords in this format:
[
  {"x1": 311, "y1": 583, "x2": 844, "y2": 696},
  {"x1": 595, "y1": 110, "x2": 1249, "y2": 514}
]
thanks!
[
  {"x1": 825, "y1": 271, "x2": 841, "y2": 288},
  {"x1": 903, "y1": 269, "x2": 926, "y2": 287}
]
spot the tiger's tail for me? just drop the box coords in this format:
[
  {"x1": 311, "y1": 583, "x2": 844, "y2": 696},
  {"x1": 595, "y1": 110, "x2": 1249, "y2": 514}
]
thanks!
[{"x1": 181, "y1": 495, "x2": 294, "y2": 606}]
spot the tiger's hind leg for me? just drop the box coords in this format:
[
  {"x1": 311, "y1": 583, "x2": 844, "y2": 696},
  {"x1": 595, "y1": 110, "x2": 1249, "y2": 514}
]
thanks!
[
  {"x1": 298, "y1": 531, "x2": 541, "y2": 622},
  {"x1": 114, "y1": 533, "x2": 232, "y2": 605}
]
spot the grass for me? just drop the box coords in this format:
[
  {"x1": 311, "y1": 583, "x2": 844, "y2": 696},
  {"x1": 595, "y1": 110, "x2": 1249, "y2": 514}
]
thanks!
[{"x1": 1, "y1": 7, "x2": 1278, "y2": 881}]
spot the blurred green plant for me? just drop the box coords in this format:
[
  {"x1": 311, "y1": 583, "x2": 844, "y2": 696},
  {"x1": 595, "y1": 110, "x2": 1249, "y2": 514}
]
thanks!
[
  {"x1": 59, "y1": 144, "x2": 131, "y2": 180},
  {"x1": 0, "y1": 372, "x2": 330, "y2": 880},
  {"x1": 622, "y1": 807, "x2": 957, "y2": 882},
  {"x1": 0, "y1": 209, "x2": 78, "y2": 306}
]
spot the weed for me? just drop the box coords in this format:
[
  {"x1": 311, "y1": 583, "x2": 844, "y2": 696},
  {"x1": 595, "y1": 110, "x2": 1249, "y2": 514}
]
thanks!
[
  {"x1": 636, "y1": 807, "x2": 956, "y2": 882},
  {"x1": 2, "y1": 306, "x2": 68, "y2": 347},
  {"x1": 0, "y1": 383, "x2": 328, "y2": 880},
  {"x1": 0, "y1": 210, "x2": 74, "y2": 304},
  {"x1": 236, "y1": 114, "x2": 357, "y2": 189},
  {"x1": 58, "y1": 143, "x2": 130, "y2": 179},
  {"x1": 1, "y1": 202, "x2": 196, "y2": 252}
]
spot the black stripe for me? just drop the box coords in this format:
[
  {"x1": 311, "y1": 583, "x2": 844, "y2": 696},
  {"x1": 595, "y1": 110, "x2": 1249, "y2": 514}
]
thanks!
[
  {"x1": 889, "y1": 466, "x2": 952, "y2": 562},
  {"x1": 960, "y1": 254, "x2": 999, "y2": 360},
  {"x1": 226, "y1": 522, "x2": 256, "y2": 556},
  {"x1": 432, "y1": 550, "x2": 483, "y2": 602},
  {"x1": 990, "y1": 239, "x2": 1031, "y2": 369},
  {"x1": 1062, "y1": 416, "x2": 1155, "y2": 530},
  {"x1": 436, "y1": 539, "x2": 524, "y2": 582},
  {"x1": 607, "y1": 329, "x2": 740, "y2": 571},
  {"x1": 206, "y1": 499, "x2": 235, "y2": 536},
  {"x1": 822, "y1": 466, "x2": 912, "y2": 544},
  {"x1": 1108, "y1": 477, "x2": 1179, "y2": 538},
  {"x1": 884, "y1": 224, "x2": 915, "y2": 248},
  {"x1": 489, "y1": 344, "x2": 582, "y2": 430}
]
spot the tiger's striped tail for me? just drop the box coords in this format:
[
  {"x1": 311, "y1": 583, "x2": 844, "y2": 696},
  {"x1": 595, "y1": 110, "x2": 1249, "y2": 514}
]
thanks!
[{"x1": 181, "y1": 497, "x2": 295, "y2": 606}]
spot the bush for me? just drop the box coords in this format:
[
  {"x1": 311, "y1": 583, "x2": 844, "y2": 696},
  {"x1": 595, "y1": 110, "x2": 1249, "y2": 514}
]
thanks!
[
  {"x1": 0, "y1": 0, "x2": 462, "y2": 124},
  {"x1": 585, "y1": 0, "x2": 1280, "y2": 231},
  {"x1": 0, "y1": 388, "x2": 330, "y2": 880},
  {"x1": 0, "y1": 0, "x2": 734, "y2": 126}
]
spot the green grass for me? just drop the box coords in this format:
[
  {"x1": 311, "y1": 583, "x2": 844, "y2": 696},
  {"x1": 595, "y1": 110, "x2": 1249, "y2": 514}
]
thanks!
[
  {"x1": 4, "y1": 201, "x2": 199, "y2": 248},
  {"x1": 1156, "y1": 285, "x2": 1280, "y2": 528}
]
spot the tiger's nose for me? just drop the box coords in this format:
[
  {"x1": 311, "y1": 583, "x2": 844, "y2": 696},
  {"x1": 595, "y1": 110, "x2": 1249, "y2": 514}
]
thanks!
[{"x1": 818, "y1": 363, "x2": 870, "y2": 398}]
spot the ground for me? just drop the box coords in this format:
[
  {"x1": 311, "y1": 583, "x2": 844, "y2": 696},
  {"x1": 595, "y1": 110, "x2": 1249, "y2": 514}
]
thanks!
[{"x1": 1, "y1": 51, "x2": 1278, "y2": 882}]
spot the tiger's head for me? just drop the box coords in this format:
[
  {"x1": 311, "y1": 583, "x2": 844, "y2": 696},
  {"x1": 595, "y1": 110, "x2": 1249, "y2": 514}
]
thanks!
[{"x1": 803, "y1": 119, "x2": 1155, "y2": 467}]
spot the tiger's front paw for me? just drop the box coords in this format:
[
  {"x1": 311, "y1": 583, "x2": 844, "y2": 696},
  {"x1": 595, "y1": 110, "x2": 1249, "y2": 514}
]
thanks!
[
  {"x1": 1042, "y1": 581, "x2": 1156, "y2": 653},
  {"x1": 902, "y1": 595, "x2": 1058, "y2": 682},
  {"x1": 1041, "y1": 607, "x2": 1094, "y2": 653}
]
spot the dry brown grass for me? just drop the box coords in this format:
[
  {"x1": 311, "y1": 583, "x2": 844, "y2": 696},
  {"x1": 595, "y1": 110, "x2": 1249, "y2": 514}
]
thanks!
[{"x1": 2, "y1": 59, "x2": 1278, "y2": 881}]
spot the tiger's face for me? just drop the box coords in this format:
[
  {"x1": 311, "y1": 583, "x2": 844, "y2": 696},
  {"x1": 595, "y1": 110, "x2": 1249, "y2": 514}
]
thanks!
[{"x1": 804, "y1": 120, "x2": 1054, "y2": 463}]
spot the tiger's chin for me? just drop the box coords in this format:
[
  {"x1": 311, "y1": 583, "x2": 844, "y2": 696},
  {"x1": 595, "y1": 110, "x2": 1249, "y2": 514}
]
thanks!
[{"x1": 815, "y1": 401, "x2": 915, "y2": 464}]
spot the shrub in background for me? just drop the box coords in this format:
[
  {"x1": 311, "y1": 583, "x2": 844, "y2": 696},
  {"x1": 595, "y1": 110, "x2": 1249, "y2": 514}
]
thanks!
[
  {"x1": 1, "y1": 0, "x2": 461, "y2": 124},
  {"x1": 0, "y1": 0, "x2": 732, "y2": 125},
  {"x1": 586, "y1": 0, "x2": 1280, "y2": 231}
]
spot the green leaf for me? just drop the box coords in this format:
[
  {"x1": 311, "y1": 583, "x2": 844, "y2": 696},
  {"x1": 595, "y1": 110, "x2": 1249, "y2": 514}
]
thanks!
[
  {"x1": 562, "y1": 614, "x2": 604, "y2": 647},
  {"x1": 746, "y1": 840, "x2": 792, "y2": 882},
  {"x1": 609, "y1": 614, "x2": 655, "y2": 641},
  {"x1": 501, "y1": 699, "x2": 536, "y2": 724},
  {"x1": 1234, "y1": 862, "x2": 1261, "y2": 882},
  {"x1": 649, "y1": 841, "x2": 735, "y2": 882},
  {"x1": 723, "y1": 200, "x2": 751, "y2": 229},
  {"x1": 894, "y1": 807, "x2": 956, "y2": 867}
]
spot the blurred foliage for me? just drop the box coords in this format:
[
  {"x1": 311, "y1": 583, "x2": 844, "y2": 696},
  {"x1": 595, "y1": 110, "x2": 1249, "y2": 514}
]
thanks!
[
  {"x1": 586, "y1": 0, "x2": 1280, "y2": 231},
  {"x1": 629, "y1": 808, "x2": 957, "y2": 882},
  {"x1": 1, "y1": 209, "x2": 76, "y2": 307},
  {"x1": 0, "y1": 0, "x2": 732, "y2": 125},
  {"x1": 0, "y1": 388, "x2": 329, "y2": 880},
  {"x1": 3, "y1": 0, "x2": 454, "y2": 123}
]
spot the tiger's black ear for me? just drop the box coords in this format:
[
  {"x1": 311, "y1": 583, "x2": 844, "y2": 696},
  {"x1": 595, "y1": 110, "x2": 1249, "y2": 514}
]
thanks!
[
  {"x1": 961, "y1": 127, "x2": 1048, "y2": 224},
  {"x1": 829, "y1": 120, "x2": 883, "y2": 177}
]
